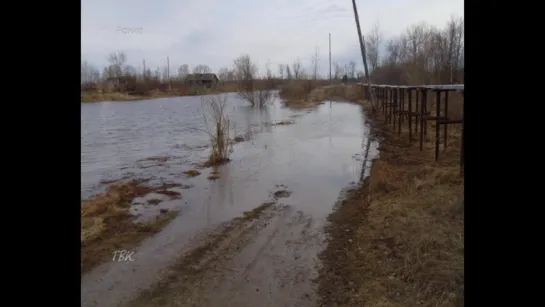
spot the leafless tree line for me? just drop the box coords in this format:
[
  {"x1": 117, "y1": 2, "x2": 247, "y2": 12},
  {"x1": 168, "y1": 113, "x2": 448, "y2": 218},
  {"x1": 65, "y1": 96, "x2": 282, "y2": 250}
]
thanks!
[
  {"x1": 82, "y1": 15, "x2": 463, "y2": 97},
  {"x1": 367, "y1": 16, "x2": 464, "y2": 85},
  {"x1": 81, "y1": 48, "x2": 358, "y2": 88},
  {"x1": 81, "y1": 53, "x2": 216, "y2": 84}
]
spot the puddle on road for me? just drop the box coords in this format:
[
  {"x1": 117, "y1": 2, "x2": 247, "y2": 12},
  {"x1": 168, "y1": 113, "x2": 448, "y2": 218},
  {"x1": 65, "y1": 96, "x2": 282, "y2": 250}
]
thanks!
[{"x1": 81, "y1": 95, "x2": 379, "y2": 307}]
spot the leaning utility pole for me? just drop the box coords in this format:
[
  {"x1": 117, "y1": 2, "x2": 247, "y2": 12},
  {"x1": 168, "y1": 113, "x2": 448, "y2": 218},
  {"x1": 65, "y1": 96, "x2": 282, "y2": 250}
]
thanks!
[
  {"x1": 351, "y1": 0, "x2": 377, "y2": 113},
  {"x1": 329, "y1": 33, "x2": 332, "y2": 84}
]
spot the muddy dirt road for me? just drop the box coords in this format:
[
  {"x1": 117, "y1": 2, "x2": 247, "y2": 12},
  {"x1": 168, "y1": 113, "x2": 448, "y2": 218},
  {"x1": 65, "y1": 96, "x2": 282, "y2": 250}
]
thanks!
[
  {"x1": 130, "y1": 202, "x2": 324, "y2": 307},
  {"x1": 81, "y1": 95, "x2": 378, "y2": 306}
]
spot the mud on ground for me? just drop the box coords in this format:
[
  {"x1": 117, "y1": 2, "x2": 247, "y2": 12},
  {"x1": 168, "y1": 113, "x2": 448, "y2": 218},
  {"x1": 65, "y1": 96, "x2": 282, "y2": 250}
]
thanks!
[
  {"x1": 129, "y1": 199, "x2": 324, "y2": 307},
  {"x1": 317, "y1": 99, "x2": 464, "y2": 307}
]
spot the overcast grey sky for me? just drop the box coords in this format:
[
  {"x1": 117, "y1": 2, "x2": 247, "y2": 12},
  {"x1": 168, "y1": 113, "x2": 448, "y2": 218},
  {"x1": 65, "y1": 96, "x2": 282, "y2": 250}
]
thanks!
[{"x1": 81, "y1": 0, "x2": 464, "y2": 77}]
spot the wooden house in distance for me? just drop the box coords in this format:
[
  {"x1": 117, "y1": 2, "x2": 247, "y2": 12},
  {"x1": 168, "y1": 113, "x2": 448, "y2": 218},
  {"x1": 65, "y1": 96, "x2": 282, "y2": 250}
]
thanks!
[{"x1": 185, "y1": 73, "x2": 219, "y2": 89}]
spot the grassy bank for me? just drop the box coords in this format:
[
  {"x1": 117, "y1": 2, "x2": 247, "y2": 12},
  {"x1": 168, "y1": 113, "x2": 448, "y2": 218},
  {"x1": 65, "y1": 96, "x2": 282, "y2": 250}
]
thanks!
[
  {"x1": 81, "y1": 179, "x2": 182, "y2": 274},
  {"x1": 81, "y1": 90, "x2": 181, "y2": 103},
  {"x1": 279, "y1": 81, "x2": 364, "y2": 108},
  {"x1": 81, "y1": 85, "x2": 239, "y2": 103},
  {"x1": 290, "y1": 84, "x2": 464, "y2": 307}
]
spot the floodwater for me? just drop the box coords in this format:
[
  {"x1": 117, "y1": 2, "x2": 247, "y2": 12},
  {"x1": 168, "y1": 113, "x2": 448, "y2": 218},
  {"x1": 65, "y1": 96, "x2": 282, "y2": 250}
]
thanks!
[{"x1": 81, "y1": 92, "x2": 379, "y2": 307}]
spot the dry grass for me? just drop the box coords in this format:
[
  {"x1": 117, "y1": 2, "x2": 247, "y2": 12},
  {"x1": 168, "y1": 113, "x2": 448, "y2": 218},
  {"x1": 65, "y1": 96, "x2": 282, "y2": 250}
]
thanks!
[
  {"x1": 81, "y1": 179, "x2": 180, "y2": 274},
  {"x1": 207, "y1": 174, "x2": 220, "y2": 180},
  {"x1": 81, "y1": 83, "x2": 241, "y2": 103},
  {"x1": 155, "y1": 189, "x2": 182, "y2": 198},
  {"x1": 279, "y1": 82, "x2": 364, "y2": 108},
  {"x1": 232, "y1": 135, "x2": 245, "y2": 143},
  {"x1": 241, "y1": 201, "x2": 275, "y2": 219},
  {"x1": 272, "y1": 120, "x2": 296, "y2": 126},
  {"x1": 183, "y1": 169, "x2": 201, "y2": 177},
  {"x1": 140, "y1": 156, "x2": 170, "y2": 162},
  {"x1": 81, "y1": 90, "x2": 181, "y2": 103},
  {"x1": 317, "y1": 84, "x2": 464, "y2": 307},
  {"x1": 279, "y1": 80, "x2": 326, "y2": 108},
  {"x1": 148, "y1": 198, "x2": 162, "y2": 205}
]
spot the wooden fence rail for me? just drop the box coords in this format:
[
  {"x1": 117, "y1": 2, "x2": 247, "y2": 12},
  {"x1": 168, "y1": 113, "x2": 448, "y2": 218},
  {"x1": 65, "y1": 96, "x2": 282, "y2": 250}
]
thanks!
[{"x1": 359, "y1": 84, "x2": 464, "y2": 174}]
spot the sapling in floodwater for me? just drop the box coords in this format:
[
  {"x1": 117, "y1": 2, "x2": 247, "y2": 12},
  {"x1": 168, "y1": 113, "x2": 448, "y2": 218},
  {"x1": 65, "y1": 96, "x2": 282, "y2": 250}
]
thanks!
[{"x1": 198, "y1": 95, "x2": 234, "y2": 166}]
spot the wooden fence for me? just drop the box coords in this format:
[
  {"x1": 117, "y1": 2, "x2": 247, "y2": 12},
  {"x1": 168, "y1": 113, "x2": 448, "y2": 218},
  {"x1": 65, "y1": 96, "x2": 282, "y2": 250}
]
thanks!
[{"x1": 360, "y1": 84, "x2": 464, "y2": 174}]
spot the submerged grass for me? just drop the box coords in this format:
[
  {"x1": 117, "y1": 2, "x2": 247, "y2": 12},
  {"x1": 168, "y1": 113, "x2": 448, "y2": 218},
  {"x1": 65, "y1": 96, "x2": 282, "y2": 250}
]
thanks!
[
  {"x1": 316, "y1": 84, "x2": 464, "y2": 307},
  {"x1": 183, "y1": 169, "x2": 201, "y2": 177},
  {"x1": 81, "y1": 179, "x2": 180, "y2": 274}
]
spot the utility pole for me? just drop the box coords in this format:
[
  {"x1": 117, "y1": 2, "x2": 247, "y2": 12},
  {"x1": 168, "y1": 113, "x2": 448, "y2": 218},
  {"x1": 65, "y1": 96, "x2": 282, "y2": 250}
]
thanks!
[
  {"x1": 167, "y1": 56, "x2": 171, "y2": 90},
  {"x1": 351, "y1": 0, "x2": 377, "y2": 113},
  {"x1": 329, "y1": 33, "x2": 332, "y2": 84}
]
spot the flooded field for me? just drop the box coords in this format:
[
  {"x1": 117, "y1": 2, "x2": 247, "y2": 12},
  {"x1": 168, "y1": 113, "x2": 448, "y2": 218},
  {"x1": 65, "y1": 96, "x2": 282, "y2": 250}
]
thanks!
[{"x1": 81, "y1": 92, "x2": 379, "y2": 307}]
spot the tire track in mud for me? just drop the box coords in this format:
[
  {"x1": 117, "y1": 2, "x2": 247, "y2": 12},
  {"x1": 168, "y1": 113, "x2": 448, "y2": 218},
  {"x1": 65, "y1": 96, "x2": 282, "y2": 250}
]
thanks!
[
  {"x1": 129, "y1": 202, "x2": 281, "y2": 306},
  {"x1": 129, "y1": 203, "x2": 324, "y2": 307},
  {"x1": 212, "y1": 209, "x2": 323, "y2": 307}
]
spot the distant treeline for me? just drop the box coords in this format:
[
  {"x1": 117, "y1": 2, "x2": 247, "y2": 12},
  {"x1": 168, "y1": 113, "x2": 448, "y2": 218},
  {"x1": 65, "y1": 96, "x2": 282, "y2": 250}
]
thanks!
[{"x1": 81, "y1": 16, "x2": 464, "y2": 96}]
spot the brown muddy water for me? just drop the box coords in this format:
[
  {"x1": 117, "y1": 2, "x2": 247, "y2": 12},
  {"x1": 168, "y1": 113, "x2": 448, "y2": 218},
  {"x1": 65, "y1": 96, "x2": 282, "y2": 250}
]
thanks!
[{"x1": 81, "y1": 92, "x2": 379, "y2": 307}]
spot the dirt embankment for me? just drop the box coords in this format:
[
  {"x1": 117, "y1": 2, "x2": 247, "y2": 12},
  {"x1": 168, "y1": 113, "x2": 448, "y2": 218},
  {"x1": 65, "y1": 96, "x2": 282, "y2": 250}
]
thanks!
[{"x1": 315, "y1": 85, "x2": 464, "y2": 307}]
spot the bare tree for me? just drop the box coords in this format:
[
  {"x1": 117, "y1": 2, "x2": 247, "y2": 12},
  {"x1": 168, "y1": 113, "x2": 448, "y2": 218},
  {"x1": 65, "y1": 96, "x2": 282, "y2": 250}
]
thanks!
[
  {"x1": 81, "y1": 61, "x2": 100, "y2": 84},
  {"x1": 366, "y1": 22, "x2": 382, "y2": 72},
  {"x1": 107, "y1": 52, "x2": 126, "y2": 67},
  {"x1": 123, "y1": 65, "x2": 137, "y2": 76},
  {"x1": 218, "y1": 67, "x2": 230, "y2": 84},
  {"x1": 198, "y1": 95, "x2": 234, "y2": 166},
  {"x1": 106, "y1": 52, "x2": 127, "y2": 78},
  {"x1": 233, "y1": 55, "x2": 256, "y2": 84},
  {"x1": 356, "y1": 70, "x2": 365, "y2": 79},
  {"x1": 285, "y1": 65, "x2": 292, "y2": 80},
  {"x1": 178, "y1": 64, "x2": 189, "y2": 80},
  {"x1": 292, "y1": 58, "x2": 303, "y2": 80},
  {"x1": 333, "y1": 62, "x2": 343, "y2": 80},
  {"x1": 144, "y1": 68, "x2": 152, "y2": 80},
  {"x1": 387, "y1": 40, "x2": 399, "y2": 65},
  {"x1": 371, "y1": 17, "x2": 464, "y2": 85},
  {"x1": 311, "y1": 45, "x2": 320, "y2": 80},
  {"x1": 278, "y1": 64, "x2": 285, "y2": 80},
  {"x1": 265, "y1": 60, "x2": 273, "y2": 80},
  {"x1": 226, "y1": 69, "x2": 236, "y2": 82},
  {"x1": 162, "y1": 66, "x2": 169, "y2": 82},
  {"x1": 445, "y1": 16, "x2": 464, "y2": 83},
  {"x1": 81, "y1": 61, "x2": 89, "y2": 83},
  {"x1": 233, "y1": 54, "x2": 271, "y2": 107},
  {"x1": 193, "y1": 65, "x2": 211, "y2": 74},
  {"x1": 347, "y1": 61, "x2": 356, "y2": 79}
]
